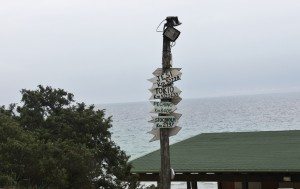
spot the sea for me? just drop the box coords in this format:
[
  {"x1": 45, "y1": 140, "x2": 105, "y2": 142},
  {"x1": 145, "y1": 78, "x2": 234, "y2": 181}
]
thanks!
[{"x1": 99, "y1": 92, "x2": 300, "y2": 189}]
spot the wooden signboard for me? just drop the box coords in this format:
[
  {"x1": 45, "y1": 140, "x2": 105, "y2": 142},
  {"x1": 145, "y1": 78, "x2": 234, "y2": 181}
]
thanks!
[
  {"x1": 152, "y1": 68, "x2": 181, "y2": 76},
  {"x1": 152, "y1": 116, "x2": 177, "y2": 128},
  {"x1": 149, "y1": 113, "x2": 182, "y2": 129},
  {"x1": 148, "y1": 67, "x2": 182, "y2": 141},
  {"x1": 148, "y1": 69, "x2": 182, "y2": 87},
  {"x1": 150, "y1": 101, "x2": 177, "y2": 114},
  {"x1": 171, "y1": 96, "x2": 182, "y2": 105},
  {"x1": 148, "y1": 126, "x2": 182, "y2": 142},
  {"x1": 149, "y1": 86, "x2": 181, "y2": 100}
]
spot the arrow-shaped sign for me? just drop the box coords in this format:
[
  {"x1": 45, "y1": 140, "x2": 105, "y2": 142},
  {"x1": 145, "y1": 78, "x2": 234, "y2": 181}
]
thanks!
[
  {"x1": 148, "y1": 126, "x2": 182, "y2": 142},
  {"x1": 148, "y1": 67, "x2": 183, "y2": 141},
  {"x1": 152, "y1": 68, "x2": 182, "y2": 76},
  {"x1": 150, "y1": 73, "x2": 182, "y2": 88},
  {"x1": 148, "y1": 129, "x2": 160, "y2": 142},
  {"x1": 150, "y1": 101, "x2": 177, "y2": 114},
  {"x1": 148, "y1": 70, "x2": 182, "y2": 87},
  {"x1": 171, "y1": 96, "x2": 182, "y2": 105},
  {"x1": 149, "y1": 91, "x2": 181, "y2": 100},
  {"x1": 149, "y1": 113, "x2": 182, "y2": 128},
  {"x1": 149, "y1": 115, "x2": 177, "y2": 128},
  {"x1": 149, "y1": 86, "x2": 181, "y2": 95},
  {"x1": 149, "y1": 97, "x2": 182, "y2": 105}
]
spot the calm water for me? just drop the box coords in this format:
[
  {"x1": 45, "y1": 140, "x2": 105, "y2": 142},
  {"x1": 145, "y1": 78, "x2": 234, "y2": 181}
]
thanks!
[{"x1": 99, "y1": 92, "x2": 300, "y2": 188}]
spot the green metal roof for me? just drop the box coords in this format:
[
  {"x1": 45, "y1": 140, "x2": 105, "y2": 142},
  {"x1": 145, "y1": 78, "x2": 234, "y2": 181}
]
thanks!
[{"x1": 130, "y1": 130, "x2": 300, "y2": 173}]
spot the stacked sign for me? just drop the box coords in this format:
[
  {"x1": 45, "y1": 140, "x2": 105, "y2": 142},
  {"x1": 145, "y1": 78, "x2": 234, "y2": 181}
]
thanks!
[{"x1": 148, "y1": 68, "x2": 182, "y2": 142}]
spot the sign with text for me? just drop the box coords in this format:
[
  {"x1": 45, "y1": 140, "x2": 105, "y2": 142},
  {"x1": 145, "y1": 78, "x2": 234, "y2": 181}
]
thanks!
[
  {"x1": 150, "y1": 101, "x2": 176, "y2": 114},
  {"x1": 148, "y1": 69, "x2": 182, "y2": 87},
  {"x1": 150, "y1": 86, "x2": 182, "y2": 100},
  {"x1": 150, "y1": 86, "x2": 181, "y2": 96},
  {"x1": 153, "y1": 116, "x2": 177, "y2": 128},
  {"x1": 152, "y1": 68, "x2": 181, "y2": 76},
  {"x1": 148, "y1": 67, "x2": 183, "y2": 141},
  {"x1": 149, "y1": 113, "x2": 182, "y2": 128}
]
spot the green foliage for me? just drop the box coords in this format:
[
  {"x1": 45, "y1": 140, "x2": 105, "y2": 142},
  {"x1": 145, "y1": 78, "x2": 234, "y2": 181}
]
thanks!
[{"x1": 0, "y1": 85, "x2": 139, "y2": 188}]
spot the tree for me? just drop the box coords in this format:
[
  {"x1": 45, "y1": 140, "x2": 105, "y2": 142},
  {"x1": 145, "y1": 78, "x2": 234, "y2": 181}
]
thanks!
[{"x1": 0, "y1": 85, "x2": 139, "y2": 188}]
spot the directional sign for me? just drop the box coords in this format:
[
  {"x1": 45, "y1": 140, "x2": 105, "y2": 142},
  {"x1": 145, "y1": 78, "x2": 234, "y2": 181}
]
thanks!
[
  {"x1": 150, "y1": 74, "x2": 181, "y2": 88},
  {"x1": 149, "y1": 113, "x2": 182, "y2": 123},
  {"x1": 149, "y1": 74, "x2": 182, "y2": 88},
  {"x1": 149, "y1": 113, "x2": 182, "y2": 128},
  {"x1": 151, "y1": 97, "x2": 182, "y2": 105},
  {"x1": 148, "y1": 69, "x2": 182, "y2": 87},
  {"x1": 149, "y1": 91, "x2": 181, "y2": 100},
  {"x1": 171, "y1": 96, "x2": 182, "y2": 105},
  {"x1": 149, "y1": 86, "x2": 181, "y2": 95},
  {"x1": 152, "y1": 68, "x2": 181, "y2": 76},
  {"x1": 148, "y1": 67, "x2": 183, "y2": 141},
  {"x1": 151, "y1": 115, "x2": 177, "y2": 128},
  {"x1": 150, "y1": 101, "x2": 176, "y2": 114},
  {"x1": 148, "y1": 126, "x2": 182, "y2": 142},
  {"x1": 148, "y1": 113, "x2": 182, "y2": 123}
]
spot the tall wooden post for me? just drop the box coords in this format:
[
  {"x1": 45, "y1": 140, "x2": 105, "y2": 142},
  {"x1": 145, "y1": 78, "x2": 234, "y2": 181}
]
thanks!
[
  {"x1": 192, "y1": 181, "x2": 198, "y2": 189},
  {"x1": 160, "y1": 20, "x2": 172, "y2": 189},
  {"x1": 242, "y1": 181, "x2": 248, "y2": 189}
]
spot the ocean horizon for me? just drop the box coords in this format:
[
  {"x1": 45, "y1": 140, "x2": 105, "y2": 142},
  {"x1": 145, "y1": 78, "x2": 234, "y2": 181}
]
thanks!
[{"x1": 98, "y1": 92, "x2": 300, "y2": 188}]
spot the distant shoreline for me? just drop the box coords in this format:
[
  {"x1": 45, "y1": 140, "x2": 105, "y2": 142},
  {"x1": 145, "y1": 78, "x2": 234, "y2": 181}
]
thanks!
[{"x1": 98, "y1": 90, "x2": 300, "y2": 106}]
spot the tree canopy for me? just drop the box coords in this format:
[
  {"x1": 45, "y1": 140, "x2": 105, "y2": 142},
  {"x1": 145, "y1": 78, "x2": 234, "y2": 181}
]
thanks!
[{"x1": 0, "y1": 85, "x2": 139, "y2": 189}]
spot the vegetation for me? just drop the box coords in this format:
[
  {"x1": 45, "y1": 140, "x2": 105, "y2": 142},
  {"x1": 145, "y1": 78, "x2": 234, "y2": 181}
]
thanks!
[{"x1": 0, "y1": 85, "x2": 139, "y2": 188}]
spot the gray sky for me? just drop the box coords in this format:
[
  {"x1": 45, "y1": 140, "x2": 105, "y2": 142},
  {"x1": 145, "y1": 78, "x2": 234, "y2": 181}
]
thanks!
[{"x1": 0, "y1": 0, "x2": 300, "y2": 105}]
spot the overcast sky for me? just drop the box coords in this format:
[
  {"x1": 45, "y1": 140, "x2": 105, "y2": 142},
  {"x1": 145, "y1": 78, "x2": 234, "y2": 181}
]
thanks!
[{"x1": 0, "y1": 0, "x2": 300, "y2": 105}]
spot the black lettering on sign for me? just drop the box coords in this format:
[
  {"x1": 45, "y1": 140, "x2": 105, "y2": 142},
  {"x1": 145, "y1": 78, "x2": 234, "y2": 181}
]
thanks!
[
  {"x1": 154, "y1": 92, "x2": 180, "y2": 99},
  {"x1": 154, "y1": 71, "x2": 180, "y2": 87},
  {"x1": 156, "y1": 70, "x2": 174, "y2": 82},
  {"x1": 155, "y1": 86, "x2": 175, "y2": 95}
]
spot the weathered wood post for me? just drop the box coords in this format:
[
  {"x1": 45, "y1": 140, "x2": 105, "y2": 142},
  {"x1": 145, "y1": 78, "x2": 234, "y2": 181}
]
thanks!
[
  {"x1": 160, "y1": 20, "x2": 172, "y2": 189},
  {"x1": 148, "y1": 16, "x2": 182, "y2": 189},
  {"x1": 192, "y1": 181, "x2": 198, "y2": 189},
  {"x1": 160, "y1": 16, "x2": 181, "y2": 189}
]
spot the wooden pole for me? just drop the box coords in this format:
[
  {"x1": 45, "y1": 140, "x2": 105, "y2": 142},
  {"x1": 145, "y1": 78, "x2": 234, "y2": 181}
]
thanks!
[
  {"x1": 192, "y1": 181, "x2": 198, "y2": 189},
  {"x1": 218, "y1": 182, "x2": 223, "y2": 189},
  {"x1": 159, "y1": 18, "x2": 173, "y2": 189},
  {"x1": 242, "y1": 181, "x2": 248, "y2": 189},
  {"x1": 159, "y1": 128, "x2": 170, "y2": 189}
]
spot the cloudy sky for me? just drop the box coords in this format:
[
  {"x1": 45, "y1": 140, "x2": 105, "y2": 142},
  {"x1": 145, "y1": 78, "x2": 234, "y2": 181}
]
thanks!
[{"x1": 0, "y1": 0, "x2": 300, "y2": 105}]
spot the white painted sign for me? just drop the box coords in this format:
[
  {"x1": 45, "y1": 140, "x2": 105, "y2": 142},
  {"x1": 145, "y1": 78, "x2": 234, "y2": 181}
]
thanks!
[
  {"x1": 152, "y1": 68, "x2": 181, "y2": 76},
  {"x1": 149, "y1": 91, "x2": 181, "y2": 100},
  {"x1": 149, "y1": 113, "x2": 182, "y2": 128},
  {"x1": 150, "y1": 101, "x2": 176, "y2": 114},
  {"x1": 171, "y1": 96, "x2": 182, "y2": 105},
  {"x1": 148, "y1": 126, "x2": 182, "y2": 142},
  {"x1": 147, "y1": 67, "x2": 183, "y2": 141},
  {"x1": 150, "y1": 115, "x2": 177, "y2": 128},
  {"x1": 150, "y1": 75, "x2": 181, "y2": 88},
  {"x1": 148, "y1": 69, "x2": 182, "y2": 87},
  {"x1": 149, "y1": 86, "x2": 181, "y2": 96}
]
